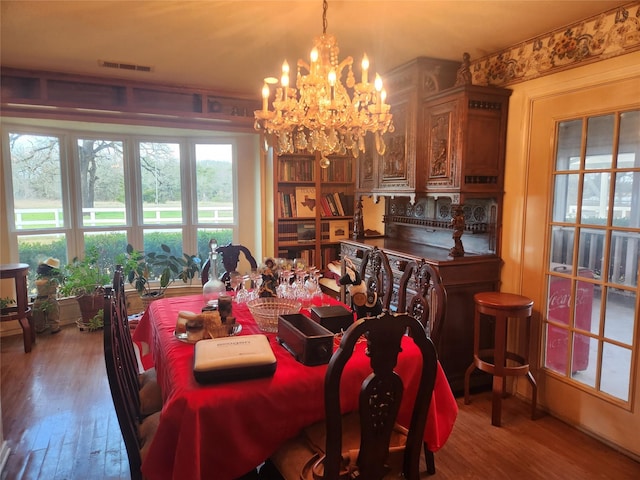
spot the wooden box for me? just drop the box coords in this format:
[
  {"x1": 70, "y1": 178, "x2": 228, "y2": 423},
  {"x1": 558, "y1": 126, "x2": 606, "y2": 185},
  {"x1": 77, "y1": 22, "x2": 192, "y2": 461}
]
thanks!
[
  {"x1": 277, "y1": 314, "x2": 334, "y2": 366},
  {"x1": 310, "y1": 305, "x2": 354, "y2": 333}
]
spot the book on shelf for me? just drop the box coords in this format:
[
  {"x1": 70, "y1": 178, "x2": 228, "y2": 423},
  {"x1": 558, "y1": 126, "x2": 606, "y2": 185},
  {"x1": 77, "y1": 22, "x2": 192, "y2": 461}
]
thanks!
[
  {"x1": 332, "y1": 192, "x2": 345, "y2": 216},
  {"x1": 278, "y1": 222, "x2": 299, "y2": 241},
  {"x1": 338, "y1": 192, "x2": 352, "y2": 215},
  {"x1": 329, "y1": 220, "x2": 350, "y2": 242},
  {"x1": 319, "y1": 196, "x2": 333, "y2": 217},
  {"x1": 297, "y1": 223, "x2": 317, "y2": 243},
  {"x1": 325, "y1": 193, "x2": 339, "y2": 216},
  {"x1": 322, "y1": 246, "x2": 340, "y2": 266},
  {"x1": 280, "y1": 157, "x2": 314, "y2": 182},
  {"x1": 295, "y1": 187, "x2": 317, "y2": 217},
  {"x1": 279, "y1": 192, "x2": 297, "y2": 218},
  {"x1": 283, "y1": 192, "x2": 291, "y2": 218},
  {"x1": 290, "y1": 193, "x2": 297, "y2": 217}
]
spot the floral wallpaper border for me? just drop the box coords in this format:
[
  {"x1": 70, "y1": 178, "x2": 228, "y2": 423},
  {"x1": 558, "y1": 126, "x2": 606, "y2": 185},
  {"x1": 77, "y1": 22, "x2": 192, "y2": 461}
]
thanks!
[{"x1": 470, "y1": 1, "x2": 640, "y2": 86}]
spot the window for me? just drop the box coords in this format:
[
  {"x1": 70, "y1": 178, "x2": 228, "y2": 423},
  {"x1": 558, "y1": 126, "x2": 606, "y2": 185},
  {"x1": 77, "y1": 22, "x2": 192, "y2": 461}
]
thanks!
[
  {"x1": 3, "y1": 126, "x2": 237, "y2": 292},
  {"x1": 544, "y1": 110, "x2": 639, "y2": 403}
]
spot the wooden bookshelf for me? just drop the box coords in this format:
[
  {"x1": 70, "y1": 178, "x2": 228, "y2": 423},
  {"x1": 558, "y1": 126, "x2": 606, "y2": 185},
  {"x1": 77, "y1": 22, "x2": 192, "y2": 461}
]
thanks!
[{"x1": 274, "y1": 152, "x2": 355, "y2": 269}]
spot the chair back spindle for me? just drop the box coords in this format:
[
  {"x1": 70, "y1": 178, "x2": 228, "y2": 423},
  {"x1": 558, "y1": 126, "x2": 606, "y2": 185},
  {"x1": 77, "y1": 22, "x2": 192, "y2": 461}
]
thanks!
[
  {"x1": 398, "y1": 260, "x2": 447, "y2": 352},
  {"x1": 357, "y1": 247, "x2": 394, "y2": 313},
  {"x1": 104, "y1": 265, "x2": 159, "y2": 480}
]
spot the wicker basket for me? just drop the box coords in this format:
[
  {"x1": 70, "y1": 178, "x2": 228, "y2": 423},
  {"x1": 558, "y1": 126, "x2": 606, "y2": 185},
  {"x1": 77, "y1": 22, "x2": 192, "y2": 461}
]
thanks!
[{"x1": 247, "y1": 297, "x2": 302, "y2": 333}]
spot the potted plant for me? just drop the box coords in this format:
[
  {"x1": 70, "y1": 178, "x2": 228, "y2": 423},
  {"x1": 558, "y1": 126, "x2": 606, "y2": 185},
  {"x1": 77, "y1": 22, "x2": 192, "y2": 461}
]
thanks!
[
  {"x1": 178, "y1": 253, "x2": 203, "y2": 286},
  {"x1": 33, "y1": 257, "x2": 64, "y2": 333},
  {"x1": 59, "y1": 247, "x2": 110, "y2": 330},
  {"x1": 0, "y1": 297, "x2": 16, "y2": 316},
  {"x1": 118, "y1": 243, "x2": 193, "y2": 310}
]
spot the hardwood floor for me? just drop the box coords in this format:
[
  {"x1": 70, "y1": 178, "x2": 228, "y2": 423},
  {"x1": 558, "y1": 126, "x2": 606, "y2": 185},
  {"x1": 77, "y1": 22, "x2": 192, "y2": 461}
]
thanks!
[{"x1": 2, "y1": 325, "x2": 639, "y2": 480}]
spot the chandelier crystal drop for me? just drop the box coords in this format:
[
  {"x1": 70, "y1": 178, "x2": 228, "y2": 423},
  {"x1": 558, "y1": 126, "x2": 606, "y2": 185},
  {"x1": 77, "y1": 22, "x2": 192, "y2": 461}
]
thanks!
[{"x1": 254, "y1": 0, "x2": 393, "y2": 167}]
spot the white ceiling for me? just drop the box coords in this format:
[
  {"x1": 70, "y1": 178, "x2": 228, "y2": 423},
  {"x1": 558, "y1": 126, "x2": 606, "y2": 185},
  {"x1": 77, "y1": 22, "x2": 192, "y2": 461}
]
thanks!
[{"x1": 0, "y1": 1, "x2": 630, "y2": 97}]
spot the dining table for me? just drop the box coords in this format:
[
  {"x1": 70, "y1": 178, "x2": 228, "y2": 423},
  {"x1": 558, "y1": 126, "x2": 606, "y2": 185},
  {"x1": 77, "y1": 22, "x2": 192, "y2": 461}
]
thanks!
[{"x1": 132, "y1": 293, "x2": 458, "y2": 480}]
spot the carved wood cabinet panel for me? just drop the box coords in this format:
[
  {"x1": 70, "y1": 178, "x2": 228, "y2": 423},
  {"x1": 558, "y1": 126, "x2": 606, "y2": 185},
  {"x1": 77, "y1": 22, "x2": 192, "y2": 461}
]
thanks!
[
  {"x1": 422, "y1": 85, "x2": 512, "y2": 196},
  {"x1": 356, "y1": 57, "x2": 459, "y2": 197}
]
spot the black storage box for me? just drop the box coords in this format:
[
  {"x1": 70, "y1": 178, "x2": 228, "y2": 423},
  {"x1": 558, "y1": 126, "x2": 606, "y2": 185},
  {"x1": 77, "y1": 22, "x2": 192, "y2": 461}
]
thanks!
[
  {"x1": 310, "y1": 305, "x2": 354, "y2": 333},
  {"x1": 277, "y1": 314, "x2": 334, "y2": 366}
]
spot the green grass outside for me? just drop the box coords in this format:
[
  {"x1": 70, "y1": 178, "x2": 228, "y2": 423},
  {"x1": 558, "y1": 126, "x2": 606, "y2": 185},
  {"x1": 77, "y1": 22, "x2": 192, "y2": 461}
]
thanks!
[
  {"x1": 85, "y1": 211, "x2": 126, "y2": 220},
  {"x1": 17, "y1": 211, "x2": 62, "y2": 221}
]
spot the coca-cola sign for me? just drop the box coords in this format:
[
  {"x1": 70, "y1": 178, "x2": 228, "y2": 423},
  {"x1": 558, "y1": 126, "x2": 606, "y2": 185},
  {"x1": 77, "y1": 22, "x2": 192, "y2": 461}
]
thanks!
[{"x1": 545, "y1": 273, "x2": 594, "y2": 373}]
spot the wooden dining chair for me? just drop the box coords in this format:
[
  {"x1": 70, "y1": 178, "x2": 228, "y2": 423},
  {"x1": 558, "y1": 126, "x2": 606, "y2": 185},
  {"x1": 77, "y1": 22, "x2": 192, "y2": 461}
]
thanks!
[
  {"x1": 263, "y1": 311, "x2": 438, "y2": 480},
  {"x1": 104, "y1": 267, "x2": 162, "y2": 480},
  {"x1": 357, "y1": 246, "x2": 394, "y2": 313},
  {"x1": 397, "y1": 259, "x2": 447, "y2": 352},
  {"x1": 201, "y1": 241, "x2": 258, "y2": 287},
  {"x1": 397, "y1": 259, "x2": 447, "y2": 475},
  {"x1": 111, "y1": 265, "x2": 163, "y2": 417}
]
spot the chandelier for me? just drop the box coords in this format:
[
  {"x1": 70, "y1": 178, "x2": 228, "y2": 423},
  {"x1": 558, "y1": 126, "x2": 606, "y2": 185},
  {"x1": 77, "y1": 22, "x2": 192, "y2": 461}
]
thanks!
[{"x1": 254, "y1": 0, "x2": 393, "y2": 168}]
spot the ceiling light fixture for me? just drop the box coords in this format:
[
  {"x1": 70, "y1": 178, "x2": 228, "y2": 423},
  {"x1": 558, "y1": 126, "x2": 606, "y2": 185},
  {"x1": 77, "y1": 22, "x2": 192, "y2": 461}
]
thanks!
[{"x1": 254, "y1": 0, "x2": 393, "y2": 168}]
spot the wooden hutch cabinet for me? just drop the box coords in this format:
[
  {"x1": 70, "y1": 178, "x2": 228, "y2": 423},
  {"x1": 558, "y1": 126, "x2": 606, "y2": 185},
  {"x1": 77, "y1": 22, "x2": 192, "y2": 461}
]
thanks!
[
  {"x1": 274, "y1": 153, "x2": 355, "y2": 268},
  {"x1": 382, "y1": 84, "x2": 513, "y2": 257},
  {"x1": 347, "y1": 57, "x2": 513, "y2": 394}
]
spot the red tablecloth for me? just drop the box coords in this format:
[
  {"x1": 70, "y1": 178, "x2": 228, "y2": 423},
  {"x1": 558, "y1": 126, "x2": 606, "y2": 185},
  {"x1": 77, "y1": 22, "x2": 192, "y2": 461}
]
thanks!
[{"x1": 133, "y1": 294, "x2": 458, "y2": 480}]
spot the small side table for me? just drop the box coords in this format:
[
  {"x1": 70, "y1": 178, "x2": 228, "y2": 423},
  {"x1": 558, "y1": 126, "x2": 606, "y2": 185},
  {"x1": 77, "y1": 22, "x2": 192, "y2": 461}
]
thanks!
[
  {"x1": 464, "y1": 291, "x2": 536, "y2": 426},
  {"x1": 0, "y1": 263, "x2": 35, "y2": 353}
]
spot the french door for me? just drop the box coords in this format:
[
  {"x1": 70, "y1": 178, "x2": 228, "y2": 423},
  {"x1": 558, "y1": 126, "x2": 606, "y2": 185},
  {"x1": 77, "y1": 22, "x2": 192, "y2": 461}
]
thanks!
[{"x1": 525, "y1": 76, "x2": 639, "y2": 457}]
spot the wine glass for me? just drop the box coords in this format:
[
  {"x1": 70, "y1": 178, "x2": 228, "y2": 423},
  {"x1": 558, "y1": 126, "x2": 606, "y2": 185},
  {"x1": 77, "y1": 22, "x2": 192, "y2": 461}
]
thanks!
[
  {"x1": 235, "y1": 275, "x2": 250, "y2": 304},
  {"x1": 249, "y1": 268, "x2": 263, "y2": 300},
  {"x1": 277, "y1": 268, "x2": 292, "y2": 298},
  {"x1": 229, "y1": 271, "x2": 243, "y2": 292},
  {"x1": 305, "y1": 267, "x2": 323, "y2": 305}
]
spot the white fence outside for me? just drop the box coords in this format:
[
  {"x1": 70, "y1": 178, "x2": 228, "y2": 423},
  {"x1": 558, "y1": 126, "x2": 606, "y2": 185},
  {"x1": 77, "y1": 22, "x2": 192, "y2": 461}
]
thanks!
[{"x1": 14, "y1": 206, "x2": 234, "y2": 229}]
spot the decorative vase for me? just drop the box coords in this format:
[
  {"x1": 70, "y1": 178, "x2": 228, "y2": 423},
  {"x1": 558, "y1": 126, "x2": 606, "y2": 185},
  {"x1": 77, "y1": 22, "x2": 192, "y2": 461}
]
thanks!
[{"x1": 202, "y1": 251, "x2": 225, "y2": 303}]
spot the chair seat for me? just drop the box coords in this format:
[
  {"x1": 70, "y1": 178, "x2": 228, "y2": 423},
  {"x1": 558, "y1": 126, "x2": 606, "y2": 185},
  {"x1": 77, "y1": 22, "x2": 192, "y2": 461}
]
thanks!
[
  {"x1": 270, "y1": 411, "x2": 409, "y2": 480},
  {"x1": 139, "y1": 367, "x2": 163, "y2": 417},
  {"x1": 139, "y1": 411, "x2": 161, "y2": 463}
]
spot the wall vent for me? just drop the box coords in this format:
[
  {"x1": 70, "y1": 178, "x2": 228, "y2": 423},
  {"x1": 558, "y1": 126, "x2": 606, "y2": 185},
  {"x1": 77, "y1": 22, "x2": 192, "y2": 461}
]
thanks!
[{"x1": 98, "y1": 60, "x2": 153, "y2": 73}]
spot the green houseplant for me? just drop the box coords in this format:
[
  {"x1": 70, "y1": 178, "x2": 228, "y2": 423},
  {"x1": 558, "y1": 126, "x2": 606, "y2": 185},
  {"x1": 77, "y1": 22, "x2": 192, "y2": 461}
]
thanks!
[
  {"x1": 59, "y1": 247, "x2": 110, "y2": 330},
  {"x1": 0, "y1": 297, "x2": 16, "y2": 315},
  {"x1": 33, "y1": 258, "x2": 65, "y2": 333},
  {"x1": 118, "y1": 244, "x2": 200, "y2": 309}
]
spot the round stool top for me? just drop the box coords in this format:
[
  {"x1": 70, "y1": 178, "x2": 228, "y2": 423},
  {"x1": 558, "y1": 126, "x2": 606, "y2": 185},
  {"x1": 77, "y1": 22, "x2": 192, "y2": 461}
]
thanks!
[
  {"x1": 474, "y1": 291, "x2": 533, "y2": 310},
  {"x1": 0, "y1": 263, "x2": 30, "y2": 278}
]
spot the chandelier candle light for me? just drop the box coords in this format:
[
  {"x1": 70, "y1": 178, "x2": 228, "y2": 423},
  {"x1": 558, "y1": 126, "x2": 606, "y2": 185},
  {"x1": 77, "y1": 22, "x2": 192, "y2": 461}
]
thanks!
[{"x1": 254, "y1": 0, "x2": 393, "y2": 168}]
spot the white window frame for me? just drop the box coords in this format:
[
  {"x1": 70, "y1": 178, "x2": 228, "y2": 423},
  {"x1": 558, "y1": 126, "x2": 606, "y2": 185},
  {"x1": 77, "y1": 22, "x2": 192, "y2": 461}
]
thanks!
[{"x1": 2, "y1": 122, "x2": 239, "y2": 266}]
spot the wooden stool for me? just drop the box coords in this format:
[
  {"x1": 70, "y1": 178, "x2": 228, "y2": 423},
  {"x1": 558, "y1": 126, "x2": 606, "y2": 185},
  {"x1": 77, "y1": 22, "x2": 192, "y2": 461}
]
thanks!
[
  {"x1": 464, "y1": 291, "x2": 536, "y2": 426},
  {"x1": 0, "y1": 263, "x2": 35, "y2": 353}
]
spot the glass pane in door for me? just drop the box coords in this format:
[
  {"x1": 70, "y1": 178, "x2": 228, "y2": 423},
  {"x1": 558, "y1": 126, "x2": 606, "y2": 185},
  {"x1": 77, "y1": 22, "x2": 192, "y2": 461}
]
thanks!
[
  {"x1": 545, "y1": 109, "x2": 639, "y2": 403},
  {"x1": 585, "y1": 114, "x2": 614, "y2": 169},
  {"x1": 556, "y1": 119, "x2": 582, "y2": 170}
]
